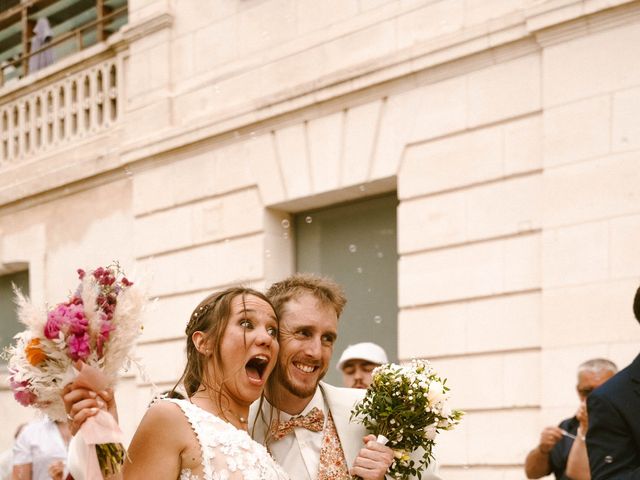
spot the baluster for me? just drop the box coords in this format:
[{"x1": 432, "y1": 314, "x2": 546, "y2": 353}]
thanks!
[
  {"x1": 45, "y1": 90, "x2": 54, "y2": 148},
  {"x1": 35, "y1": 93, "x2": 43, "y2": 151},
  {"x1": 102, "y1": 62, "x2": 111, "y2": 126},
  {"x1": 109, "y1": 60, "x2": 120, "y2": 122},
  {"x1": 96, "y1": 68, "x2": 104, "y2": 127},
  {"x1": 1, "y1": 109, "x2": 7, "y2": 163},
  {"x1": 57, "y1": 85, "x2": 65, "y2": 142},
  {"x1": 51, "y1": 88, "x2": 58, "y2": 145},
  {"x1": 13, "y1": 105, "x2": 20, "y2": 159},
  {"x1": 42, "y1": 91, "x2": 48, "y2": 148},
  {"x1": 63, "y1": 80, "x2": 72, "y2": 142},
  {"x1": 17, "y1": 101, "x2": 26, "y2": 159},
  {"x1": 7, "y1": 105, "x2": 15, "y2": 162},
  {"x1": 25, "y1": 98, "x2": 33, "y2": 155},
  {"x1": 70, "y1": 78, "x2": 78, "y2": 138},
  {"x1": 89, "y1": 68, "x2": 98, "y2": 132},
  {"x1": 102, "y1": 63, "x2": 110, "y2": 125},
  {"x1": 81, "y1": 74, "x2": 90, "y2": 135}
]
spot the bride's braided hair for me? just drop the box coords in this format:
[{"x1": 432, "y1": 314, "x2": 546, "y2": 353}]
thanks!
[{"x1": 174, "y1": 286, "x2": 274, "y2": 397}]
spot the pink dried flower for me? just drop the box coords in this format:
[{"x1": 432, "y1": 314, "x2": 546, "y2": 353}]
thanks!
[
  {"x1": 67, "y1": 296, "x2": 82, "y2": 306},
  {"x1": 68, "y1": 332, "x2": 91, "y2": 361},
  {"x1": 96, "y1": 321, "x2": 115, "y2": 357},
  {"x1": 45, "y1": 302, "x2": 86, "y2": 339},
  {"x1": 44, "y1": 314, "x2": 63, "y2": 340},
  {"x1": 9, "y1": 376, "x2": 37, "y2": 407},
  {"x1": 121, "y1": 277, "x2": 133, "y2": 287},
  {"x1": 77, "y1": 268, "x2": 86, "y2": 279},
  {"x1": 69, "y1": 317, "x2": 88, "y2": 336}
]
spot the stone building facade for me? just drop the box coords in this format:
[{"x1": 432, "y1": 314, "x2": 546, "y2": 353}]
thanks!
[{"x1": 1, "y1": 0, "x2": 640, "y2": 478}]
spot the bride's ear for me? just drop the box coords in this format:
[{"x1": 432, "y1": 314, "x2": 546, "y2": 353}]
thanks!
[{"x1": 192, "y1": 331, "x2": 212, "y2": 356}]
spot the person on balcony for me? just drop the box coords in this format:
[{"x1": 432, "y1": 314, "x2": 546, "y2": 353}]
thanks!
[{"x1": 29, "y1": 17, "x2": 55, "y2": 73}]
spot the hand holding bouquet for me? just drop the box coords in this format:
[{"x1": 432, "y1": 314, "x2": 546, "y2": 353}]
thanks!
[
  {"x1": 6, "y1": 264, "x2": 146, "y2": 478},
  {"x1": 351, "y1": 360, "x2": 463, "y2": 480}
]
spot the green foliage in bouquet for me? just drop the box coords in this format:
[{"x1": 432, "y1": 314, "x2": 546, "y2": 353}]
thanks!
[
  {"x1": 351, "y1": 360, "x2": 463, "y2": 480},
  {"x1": 97, "y1": 443, "x2": 127, "y2": 476}
]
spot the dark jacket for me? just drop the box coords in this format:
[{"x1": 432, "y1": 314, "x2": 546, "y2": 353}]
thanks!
[{"x1": 587, "y1": 354, "x2": 640, "y2": 479}]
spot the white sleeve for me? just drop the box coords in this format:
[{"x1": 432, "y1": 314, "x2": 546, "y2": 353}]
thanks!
[{"x1": 12, "y1": 427, "x2": 32, "y2": 466}]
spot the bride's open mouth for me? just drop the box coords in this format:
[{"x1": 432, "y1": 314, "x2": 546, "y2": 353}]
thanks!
[{"x1": 245, "y1": 354, "x2": 270, "y2": 383}]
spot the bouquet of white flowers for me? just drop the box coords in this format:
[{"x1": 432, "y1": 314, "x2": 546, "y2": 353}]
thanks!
[{"x1": 351, "y1": 359, "x2": 463, "y2": 480}]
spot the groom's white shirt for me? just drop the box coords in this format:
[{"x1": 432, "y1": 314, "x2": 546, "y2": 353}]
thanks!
[
  {"x1": 263, "y1": 386, "x2": 326, "y2": 478},
  {"x1": 249, "y1": 381, "x2": 442, "y2": 480}
]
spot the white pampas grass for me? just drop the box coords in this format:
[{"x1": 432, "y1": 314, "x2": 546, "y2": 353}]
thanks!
[
  {"x1": 81, "y1": 275, "x2": 101, "y2": 347},
  {"x1": 13, "y1": 287, "x2": 46, "y2": 330},
  {"x1": 102, "y1": 284, "x2": 146, "y2": 380}
]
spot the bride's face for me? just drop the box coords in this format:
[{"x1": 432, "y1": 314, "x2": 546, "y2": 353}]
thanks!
[{"x1": 217, "y1": 294, "x2": 279, "y2": 406}]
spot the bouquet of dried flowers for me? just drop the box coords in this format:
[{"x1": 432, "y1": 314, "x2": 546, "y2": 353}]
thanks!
[
  {"x1": 5, "y1": 263, "x2": 146, "y2": 478},
  {"x1": 351, "y1": 360, "x2": 463, "y2": 480}
]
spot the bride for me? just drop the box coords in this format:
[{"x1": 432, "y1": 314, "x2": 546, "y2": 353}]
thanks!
[{"x1": 63, "y1": 287, "x2": 289, "y2": 480}]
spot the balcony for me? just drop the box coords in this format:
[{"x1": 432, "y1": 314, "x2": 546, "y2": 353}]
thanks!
[
  {"x1": 0, "y1": 0, "x2": 127, "y2": 85},
  {"x1": 0, "y1": 0, "x2": 128, "y2": 177}
]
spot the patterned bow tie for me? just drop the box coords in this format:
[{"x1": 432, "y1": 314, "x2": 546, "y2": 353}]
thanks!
[{"x1": 270, "y1": 407, "x2": 325, "y2": 440}]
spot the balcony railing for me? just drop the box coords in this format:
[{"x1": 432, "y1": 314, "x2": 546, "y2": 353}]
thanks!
[
  {"x1": 0, "y1": 0, "x2": 128, "y2": 86},
  {"x1": 0, "y1": 54, "x2": 119, "y2": 164},
  {"x1": 0, "y1": 5, "x2": 128, "y2": 87}
]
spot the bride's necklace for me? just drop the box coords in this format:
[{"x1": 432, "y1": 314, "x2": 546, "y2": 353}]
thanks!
[
  {"x1": 191, "y1": 393, "x2": 248, "y2": 426},
  {"x1": 224, "y1": 408, "x2": 248, "y2": 425}
]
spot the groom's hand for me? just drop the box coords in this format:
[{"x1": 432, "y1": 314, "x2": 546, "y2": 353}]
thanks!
[{"x1": 350, "y1": 434, "x2": 394, "y2": 480}]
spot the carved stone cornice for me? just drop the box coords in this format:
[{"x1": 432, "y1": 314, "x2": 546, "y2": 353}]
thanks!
[
  {"x1": 119, "y1": 1, "x2": 640, "y2": 166},
  {"x1": 120, "y1": 11, "x2": 174, "y2": 44},
  {"x1": 527, "y1": 0, "x2": 640, "y2": 46}
]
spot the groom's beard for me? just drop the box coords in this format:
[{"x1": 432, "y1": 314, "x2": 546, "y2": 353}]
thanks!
[{"x1": 276, "y1": 360, "x2": 326, "y2": 400}]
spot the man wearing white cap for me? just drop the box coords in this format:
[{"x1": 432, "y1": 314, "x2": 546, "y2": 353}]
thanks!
[{"x1": 337, "y1": 342, "x2": 388, "y2": 389}]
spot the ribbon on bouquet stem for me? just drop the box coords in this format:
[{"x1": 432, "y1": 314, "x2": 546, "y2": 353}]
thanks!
[{"x1": 66, "y1": 363, "x2": 125, "y2": 480}]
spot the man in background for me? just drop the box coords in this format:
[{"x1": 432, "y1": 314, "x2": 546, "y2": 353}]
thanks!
[
  {"x1": 525, "y1": 358, "x2": 617, "y2": 480},
  {"x1": 587, "y1": 286, "x2": 640, "y2": 480},
  {"x1": 336, "y1": 342, "x2": 388, "y2": 389}
]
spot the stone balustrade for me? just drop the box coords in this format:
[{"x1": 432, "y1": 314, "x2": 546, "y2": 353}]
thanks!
[{"x1": 0, "y1": 56, "x2": 119, "y2": 165}]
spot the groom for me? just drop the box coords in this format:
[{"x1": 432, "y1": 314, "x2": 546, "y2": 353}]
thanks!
[{"x1": 250, "y1": 273, "x2": 441, "y2": 480}]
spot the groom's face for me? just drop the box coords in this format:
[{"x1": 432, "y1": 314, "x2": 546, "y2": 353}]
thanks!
[{"x1": 275, "y1": 292, "x2": 338, "y2": 403}]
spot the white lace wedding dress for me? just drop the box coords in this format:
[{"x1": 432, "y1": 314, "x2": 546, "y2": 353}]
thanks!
[{"x1": 169, "y1": 399, "x2": 289, "y2": 480}]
